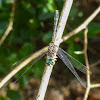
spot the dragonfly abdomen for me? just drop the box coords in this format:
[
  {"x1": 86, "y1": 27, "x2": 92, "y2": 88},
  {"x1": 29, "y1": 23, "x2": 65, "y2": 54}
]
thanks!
[{"x1": 46, "y1": 58, "x2": 56, "y2": 66}]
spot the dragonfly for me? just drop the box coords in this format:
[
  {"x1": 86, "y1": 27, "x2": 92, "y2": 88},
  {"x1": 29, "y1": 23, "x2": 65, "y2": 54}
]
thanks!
[{"x1": 14, "y1": 10, "x2": 91, "y2": 88}]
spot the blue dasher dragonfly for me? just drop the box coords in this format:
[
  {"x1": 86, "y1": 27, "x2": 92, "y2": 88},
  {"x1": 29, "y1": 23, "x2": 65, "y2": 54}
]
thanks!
[{"x1": 13, "y1": 10, "x2": 91, "y2": 88}]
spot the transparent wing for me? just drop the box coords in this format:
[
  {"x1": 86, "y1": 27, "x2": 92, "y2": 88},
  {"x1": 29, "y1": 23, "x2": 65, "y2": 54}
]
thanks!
[
  {"x1": 57, "y1": 48, "x2": 86, "y2": 88},
  {"x1": 11, "y1": 54, "x2": 33, "y2": 69},
  {"x1": 14, "y1": 51, "x2": 47, "y2": 83},
  {"x1": 12, "y1": 47, "x2": 48, "y2": 69},
  {"x1": 58, "y1": 48, "x2": 92, "y2": 74}
]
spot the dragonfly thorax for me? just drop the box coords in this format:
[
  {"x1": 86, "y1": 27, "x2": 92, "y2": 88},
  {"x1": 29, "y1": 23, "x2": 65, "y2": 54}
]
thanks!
[
  {"x1": 48, "y1": 43, "x2": 57, "y2": 54},
  {"x1": 47, "y1": 42, "x2": 57, "y2": 64}
]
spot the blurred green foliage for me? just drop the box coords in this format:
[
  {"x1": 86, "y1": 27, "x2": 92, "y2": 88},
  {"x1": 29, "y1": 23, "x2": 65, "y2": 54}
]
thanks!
[
  {"x1": 0, "y1": 0, "x2": 99, "y2": 99},
  {"x1": 7, "y1": 90, "x2": 22, "y2": 100},
  {"x1": 0, "y1": 96, "x2": 9, "y2": 100}
]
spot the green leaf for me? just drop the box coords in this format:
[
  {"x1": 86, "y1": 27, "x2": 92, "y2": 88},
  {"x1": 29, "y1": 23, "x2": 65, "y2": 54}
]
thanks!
[
  {"x1": 54, "y1": 0, "x2": 64, "y2": 10},
  {"x1": 0, "y1": 21, "x2": 8, "y2": 34},
  {"x1": 47, "y1": 0, "x2": 54, "y2": 12},
  {"x1": 18, "y1": 43, "x2": 35, "y2": 58},
  {"x1": 69, "y1": 5, "x2": 78, "y2": 20},
  {"x1": 23, "y1": 2, "x2": 35, "y2": 14},
  {"x1": 19, "y1": 75, "x2": 29, "y2": 90},
  {"x1": 7, "y1": 53, "x2": 17, "y2": 66},
  {"x1": 32, "y1": 60, "x2": 45, "y2": 79},
  {"x1": 38, "y1": 6, "x2": 53, "y2": 20},
  {"x1": 42, "y1": 31, "x2": 52, "y2": 44},
  {"x1": 7, "y1": 90, "x2": 22, "y2": 100},
  {"x1": 0, "y1": 12, "x2": 9, "y2": 20},
  {"x1": 88, "y1": 22, "x2": 100, "y2": 37},
  {"x1": 0, "y1": 63, "x2": 8, "y2": 75}
]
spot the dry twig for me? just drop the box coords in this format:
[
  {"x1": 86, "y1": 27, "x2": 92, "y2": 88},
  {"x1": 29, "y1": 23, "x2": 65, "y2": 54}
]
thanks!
[
  {"x1": 83, "y1": 28, "x2": 91, "y2": 100},
  {"x1": 36, "y1": 0, "x2": 73, "y2": 100},
  {"x1": 83, "y1": 27, "x2": 100, "y2": 100},
  {"x1": 90, "y1": 60, "x2": 100, "y2": 67},
  {"x1": 0, "y1": 0, "x2": 16, "y2": 46}
]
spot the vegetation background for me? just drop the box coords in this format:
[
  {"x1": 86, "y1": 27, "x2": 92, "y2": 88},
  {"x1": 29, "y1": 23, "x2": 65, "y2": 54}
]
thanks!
[{"x1": 0, "y1": 0, "x2": 100, "y2": 100}]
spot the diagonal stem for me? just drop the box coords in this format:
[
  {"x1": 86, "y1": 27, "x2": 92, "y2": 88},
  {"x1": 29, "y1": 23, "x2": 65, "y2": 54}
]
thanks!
[
  {"x1": 36, "y1": 0, "x2": 73, "y2": 100},
  {"x1": 83, "y1": 87, "x2": 91, "y2": 100}
]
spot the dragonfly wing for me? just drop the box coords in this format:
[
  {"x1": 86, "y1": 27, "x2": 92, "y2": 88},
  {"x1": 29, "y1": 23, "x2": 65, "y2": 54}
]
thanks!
[
  {"x1": 14, "y1": 49, "x2": 47, "y2": 83},
  {"x1": 58, "y1": 48, "x2": 92, "y2": 75},
  {"x1": 12, "y1": 47, "x2": 48, "y2": 69},
  {"x1": 12, "y1": 53, "x2": 33, "y2": 69},
  {"x1": 57, "y1": 48, "x2": 86, "y2": 88}
]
